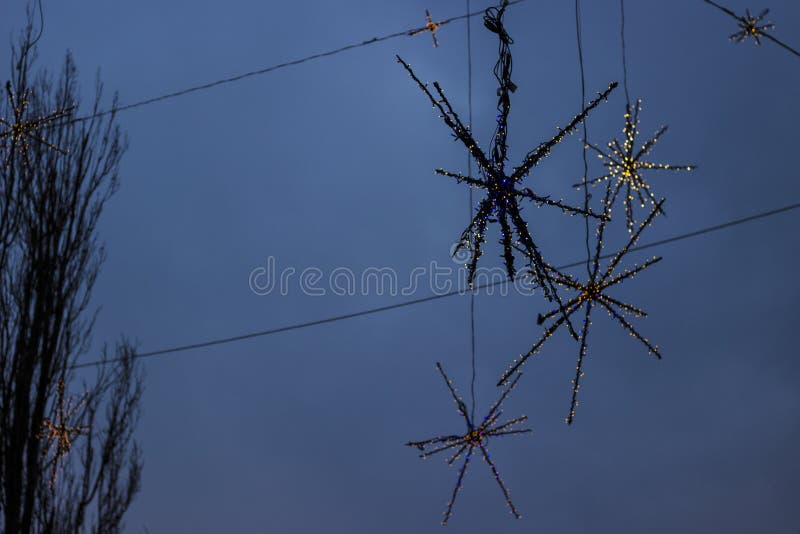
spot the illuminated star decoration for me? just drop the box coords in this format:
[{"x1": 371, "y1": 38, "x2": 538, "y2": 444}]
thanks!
[
  {"x1": 37, "y1": 378, "x2": 88, "y2": 490},
  {"x1": 703, "y1": 0, "x2": 800, "y2": 57},
  {"x1": 499, "y1": 185, "x2": 664, "y2": 424},
  {"x1": 407, "y1": 362, "x2": 531, "y2": 525},
  {"x1": 409, "y1": 9, "x2": 442, "y2": 47},
  {"x1": 574, "y1": 99, "x2": 694, "y2": 233},
  {"x1": 0, "y1": 81, "x2": 74, "y2": 168},
  {"x1": 398, "y1": 3, "x2": 615, "y2": 331}
]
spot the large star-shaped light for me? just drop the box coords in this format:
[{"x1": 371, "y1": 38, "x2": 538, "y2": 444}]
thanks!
[
  {"x1": 1, "y1": 81, "x2": 73, "y2": 168},
  {"x1": 499, "y1": 186, "x2": 664, "y2": 424},
  {"x1": 407, "y1": 362, "x2": 531, "y2": 525},
  {"x1": 398, "y1": 3, "x2": 615, "y2": 337},
  {"x1": 575, "y1": 99, "x2": 694, "y2": 232}
]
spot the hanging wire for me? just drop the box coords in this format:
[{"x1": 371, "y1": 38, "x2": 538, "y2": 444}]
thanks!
[
  {"x1": 69, "y1": 202, "x2": 800, "y2": 370},
  {"x1": 620, "y1": 0, "x2": 632, "y2": 107},
  {"x1": 575, "y1": 0, "x2": 592, "y2": 278},
  {"x1": 466, "y1": 0, "x2": 477, "y2": 424}
]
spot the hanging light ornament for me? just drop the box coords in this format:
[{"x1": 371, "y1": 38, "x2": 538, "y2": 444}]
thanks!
[
  {"x1": 573, "y1": 99, "x2": 695, "y2": 233},
  {"x1": 407, "y1": 362, "x2": 531, "y2": 524},
  {"x1": 500, "y1": 185, "x2": 665, "y2": 424},
  {"x1": 409, "y1": 9, "x2": 442, "y2": 47},
  {"x1": 398, "y1": 2, "x2": 616, "y2": 337},
  {"x1": 37, "y1": 378, "x2": 88, "y2": 489},
  {"x1": 1, "y1": 81, "x2": 73, "y2": 168},
  {"x1": 704, "y1": 0, "x2": 800, "y2": 57}
]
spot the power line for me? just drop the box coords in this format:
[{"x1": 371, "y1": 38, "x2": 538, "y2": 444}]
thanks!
[
  {"x1": 69, "y1": 0, "x2": 528, "y2": 123},
  {"x1": 71, "y1": 201, "x2": 800, "y2": 370}
]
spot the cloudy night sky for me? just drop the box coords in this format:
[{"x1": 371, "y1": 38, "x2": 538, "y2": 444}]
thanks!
[{"x1": 2, "y1": 0, "x2": 799, "y2": 532}]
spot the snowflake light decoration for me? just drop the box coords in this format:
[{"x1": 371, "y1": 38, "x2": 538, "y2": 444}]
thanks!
[
  {"x1": 409, "y1": 9, "x2": 442, "y2": 47},
  {"x1": 37, "y1": 379, "x2": 87, "y2": 489},
  {"x1": 1, "y1": 81, "x2": 73, "y2": 168},
  {"x1": 704, "y1": 1, "x2": 800, "y2": 57},
  {"x1": 730, "y1": 7, "x2": 775, "y2": 44},
  {"x1": 407, "y1": 362, "x2": 531, "y2": 525},
  {"x1": 574, "y1": 99, "x2": 694, "y2": 232},
  {"x1": 398, "y1": 3, "x2": 615, "y2": 332},
  {"x1": 499, "y1": 186, "x2": 664, "y2": 424}
]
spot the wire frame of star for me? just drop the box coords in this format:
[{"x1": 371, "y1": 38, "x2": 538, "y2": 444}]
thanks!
[
  {"x1": 0, "y1": 81, "x2": 74, "y2": 169},
  {"x1": 703, "y1": 0, "x2": 800, "y2": 57},
  {"x1": 406, "y1": 362, "x2": 531, "y2": 525},
  {"x1": 574, "y1": 98, "x2": 694, "y2": 233},
  {"x1": 409, "y1": 9, "x2": 442, "y2": 47},
  {"x1": 398, "y1": 3, "x2": 615, "y2": 340},
  {"x1": 499, "y1": 185, "x2": 664, "y2": 424},
  {"x1": 37, "y1": 378, "x2": 88, "y2": 490}
]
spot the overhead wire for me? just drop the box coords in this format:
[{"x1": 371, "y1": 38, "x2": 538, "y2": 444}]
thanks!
[{"x1": 70, "y1": 201, "x2": 800, "y2": 370}]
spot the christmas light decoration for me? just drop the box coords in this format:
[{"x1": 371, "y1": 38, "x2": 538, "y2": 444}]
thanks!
[
  {"x1": 704, "y1": 0, "x2": 800, "y2": 57},
  {"x1": 730, "y1": 7, "x2": 775, "y2": 44},
  {"x1": 37, "y1": 379, "x2": 87, "y2": 489},
  {"x1": 410, "y1": 9, "x2": 442, "y2": 47},
  {"x1": 0, "y1": 81, "x2": 73, "y2": 168},
  {"x1": 499, "y1": 186, "x2": 664, "y2": 424},
  {"x1": 407, "y1": 362, "x2": 531, "y2": 525},
  {"x1": 574, "y1": 99, "x2": 694, "y2": 233},
  {"x1": 398, "y1": 3, "x2": 615, "y2": 337}
]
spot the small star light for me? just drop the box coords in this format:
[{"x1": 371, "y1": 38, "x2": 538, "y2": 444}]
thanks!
[
  {"x1": 704, "y1": 1, "x2": 800, "y2": 57},
  {"x1": 731, "y1": 7, "x2": 775, "y2": 44},
  {"x1": 37, "y1": 379, "x2": 88, "y2": 489},
  {"x1": 409, "y1": 9, "x2": 442, "y2": 47},
  {"x1": 574, "y1": 99, "x2": 694, "y2": 233},
  {"x1": 499, "y1": 185, "x2": 664, "y2": 424},
  {"x1": 406, "y1": 362, "x2": 531, "y2": 525},
  {"x1": 0, "y1": 81, "x2": 74, "y2": 168},
  {"x1": 398, "y1": 3, "x2": 615, "y2": 322}
]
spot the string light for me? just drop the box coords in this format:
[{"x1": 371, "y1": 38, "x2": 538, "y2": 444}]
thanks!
[
  {"x1": 398, "y1": 2, "x2": 616, "y2": 338},
  {"x1": 37, "y1": 379, "x2": 88, "y2": 490},
  {"x1": 703, "y1": 0, "x2": 800, "y2": 57},
  {"x1": 573, "y1": 99, "x2": 694, "y2": 233},
  {"x1": 499, "y1": 185, "x2": 664, "y2": 424},
  {"x1": 407, "y1": 362, "x2": 531, "y2": 525},
  {"x1": 0, "y1": 81, "x2": 73, "y2": 168},
  {"x1": 410, "y1": 9, "x2": 442, "y2": 47}
]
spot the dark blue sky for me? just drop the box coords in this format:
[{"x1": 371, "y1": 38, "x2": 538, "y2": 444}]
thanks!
[{"x1": 3, "y1": 0, "x2": 799, "y2": 531}]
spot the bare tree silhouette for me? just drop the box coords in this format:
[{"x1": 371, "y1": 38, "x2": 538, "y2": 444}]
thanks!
[{"x1": 0, "y1": 19, "x2": 143, "y2": 534}]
